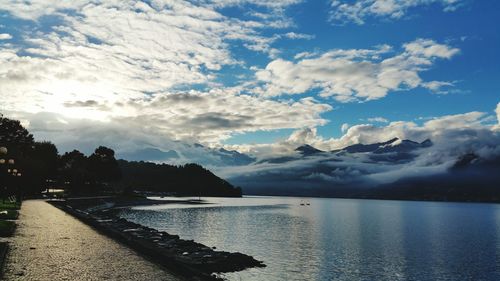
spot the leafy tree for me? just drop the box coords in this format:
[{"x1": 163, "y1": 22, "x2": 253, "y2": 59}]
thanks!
[
  {"x1": 59, "y1": 150, "x2": 89, "y2": 194},
  {"x1": 58, "y1": 147, "x2": 121, "y2": 194},
  {"x1": 0, "y1": 114, "x2": 34, "y2": 155},
  {"x1": 117, "y1": 160, "x2": 241, "y2": 197},
  {"x1": 21, "y1": 141, "x2": 59, "y2": 195},
  {"x1": 88, "y1": 146, "x2": 121, "y2": 183},
  {"x1": 32, "y1": 142, "x2": 59, "y2": 178},
  {"x1": 0, "y1": 115, "x2": 34, "y2": 199}
]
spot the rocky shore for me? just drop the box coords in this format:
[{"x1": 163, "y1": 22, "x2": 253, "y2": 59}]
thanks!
[{"x1": 50, "y1": 198, "x2": 265, "y2": 280}]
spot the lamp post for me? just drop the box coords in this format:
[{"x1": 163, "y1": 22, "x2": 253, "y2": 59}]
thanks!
[
  {"x1": 0, "y1": 147, "x2": 21, "y2": 202},
  {"x1": 0, "y1": 146, "x2": 7, "y2": 202},
  {"x1": 14, "y1": 169, "x2": 22, "y2": 202}
]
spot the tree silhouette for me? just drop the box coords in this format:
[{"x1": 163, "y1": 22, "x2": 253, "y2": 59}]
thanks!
[
  {"x1": 59, "y1": 150, "x2": 89, "y2": 194},
  {"x1": 117, "y1": 160, "x2": 241, "y2": 197},
  {"x1": 0, "y1": 114, "x2": 34, "y2": 153},
  {"x1": 1, "y1": 115, "x2": 34, "y2": 199},
  {"x1": 88, "y1": 146, "x2": 121, "y2": 192},
  {"x1": 21, "y1": 141, "x2": 59, "y2": 195}
]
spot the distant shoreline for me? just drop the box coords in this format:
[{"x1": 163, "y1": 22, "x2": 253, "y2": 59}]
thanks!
[{"x1": 240, "y1": 193, "x2": 500, "y2": 205}]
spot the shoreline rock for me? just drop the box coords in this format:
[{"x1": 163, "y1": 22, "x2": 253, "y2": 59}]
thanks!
[{"x1": 49, "y1": 198, "x2": 265, "y2": 280}]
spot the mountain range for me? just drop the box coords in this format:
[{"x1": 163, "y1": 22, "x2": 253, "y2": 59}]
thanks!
[
  {"x1": 117, "y1": 137, "x2": 500, "y2": 202},
  {"x1": 223, "y1": 138, "x2": 500, "y2": 202}
]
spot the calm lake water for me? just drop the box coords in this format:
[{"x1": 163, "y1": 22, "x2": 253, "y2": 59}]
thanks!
[{"x1": 117, "y1": 196, "x2": 500, "y2": 281}]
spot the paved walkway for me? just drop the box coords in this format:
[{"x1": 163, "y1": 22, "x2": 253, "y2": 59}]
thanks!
[{"x1": 2, "y1": 200, "x2": 183, "y2": 280}]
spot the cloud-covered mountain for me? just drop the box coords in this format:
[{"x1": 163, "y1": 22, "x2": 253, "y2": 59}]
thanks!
[
  {"x1": 224, "y1": 137, "x2": 438, "y2": 193},
  {"x1": 336, "y1": 138, "x2": 433, "y2": 163},
  {"x1": 218, "y1": 108, "x2": 500, "y2": 200},
  {"x1": 295, "y1": 144, "x2": 325, "y2": 156},
  {"x1": 223, "y1": 137, "x2": 500, "y2": 200},
  {"x1": 333, "y1": 137, "x2": 432, "y2": 154},
  {"x1": 117, "y1": 143, "x2": 255, "y2": 167}
]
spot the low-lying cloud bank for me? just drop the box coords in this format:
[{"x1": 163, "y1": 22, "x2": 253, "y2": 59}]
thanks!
[{"x1": 219, "y1": 104, "x2": 500, "y2": 196}]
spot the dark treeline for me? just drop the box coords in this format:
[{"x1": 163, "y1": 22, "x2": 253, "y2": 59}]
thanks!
[
  {"x1": 118, "y1": 161, "x2": 241, "y2": 197},
  {"x1": 0, "y1": 115, "x2": 241, "y2": 197}
]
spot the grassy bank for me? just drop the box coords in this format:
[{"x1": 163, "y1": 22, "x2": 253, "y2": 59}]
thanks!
[
  {"x1": 0, "y1": 201, "x2": 20, "y2": 210},
  {"x1": 0, "y1": 242, "x2": 7, "y2": 278},
  {"x1": 0, "y1": 201, "x2": 19, "y2": 237},
  {"x1": 0, "y1": 200, "x2": 20, "y2": 277},
  {"x1": 0, "y1": 220, "x2": 15, "y2": 237}
]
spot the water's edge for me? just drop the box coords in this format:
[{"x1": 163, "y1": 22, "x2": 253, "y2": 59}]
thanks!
[{"x1": 49, "y1": 198, "x2": 265, "y2": 281}]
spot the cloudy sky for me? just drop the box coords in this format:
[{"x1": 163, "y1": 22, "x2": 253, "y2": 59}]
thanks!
[{"x1": 0, "y1": 0, "x2": 499, "y2": 159}]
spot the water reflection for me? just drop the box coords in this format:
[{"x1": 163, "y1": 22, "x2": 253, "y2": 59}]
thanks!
[{"x1": 118, "y1": 197, "x2": 500, "y2": 280}]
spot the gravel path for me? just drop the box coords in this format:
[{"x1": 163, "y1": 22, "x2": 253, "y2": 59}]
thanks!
[{"x1": 2, "y1": 200, "x2": 183, "y2": 281}]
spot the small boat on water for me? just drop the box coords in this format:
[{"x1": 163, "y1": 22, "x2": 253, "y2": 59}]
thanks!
[
  {"x1": 300, "y1": 200, "x2": 311, "y2": 206},
  {"x1": 300, "y1": 200, "x2": 310, "y2": 206}
]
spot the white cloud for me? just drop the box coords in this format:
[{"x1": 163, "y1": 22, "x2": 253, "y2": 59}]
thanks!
[
  {"x1": 203, "y1": 0, "x2": 303, "y2": 30},
  {"x1": 0, "y1": 0, "x2": 325, "y2": 147},
  {"x1": 204, "y1": 0, "x2": 302, "y2": 8},
  {"x1": 341, "y1": 123, "x2": 350, "y2": 133},
  {"x1": 366, "y1": 117, "x2": 388, "y2": 123},
  {"x1": 0, "y1": 1, "x2": 88, "y2": 20},
  {"x1": 286, "y1": 127, "x2": 321, "y2": 145},
  {"x1": 317, "y1": 111, "x2": 493, "y2": 152},
  {"x1": 0, "y1": 0, "x2": 302, "y2": 107},
  {"x1": 226, "y1": 106, "x2": 500, "y2": 159},
  {"x1": 422, "y1": 80, "x2": 455, "y2": 93},
  {"x1": 127, "y1": 90, "x2": 332, "y2": 143},
  {"x1": 4, "y1": 88, "x2": 331, "y2": 152},
  {"x1": 329, "y1": 0, "x2": 464, "y2": 25},
  {"x1": 282, "y1": 32, "x2": 315, "y2": 40},
  {"x1": 0, "y1": 1, "x2": 240, "y2": 113},
  {"x1": 0, "y1": 33, "x2": 12, "y2": 40},
  {"x1": 494, "y1": 102, "x2": 500, "y2": 131},
  {"x1": 404, "y1": 39, "x2": 459, "y2": 59},
  {"x1": 240, "y1": 32, "x2": 315, "y2": 59},
  {"x1": 293, "y1": 51, "x2": 317, "y2": 59},
  {"x1": 255, "y1": 39, "x2": 459, "y2": 102}
]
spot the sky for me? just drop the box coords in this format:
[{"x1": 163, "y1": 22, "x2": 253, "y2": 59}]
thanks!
[{"x1": 0, "y1": 0, "x2": 499, "y2": 159}]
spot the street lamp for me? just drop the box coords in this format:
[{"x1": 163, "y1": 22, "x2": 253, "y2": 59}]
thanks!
[
  {"x1": 0, "y1": 146, "x2": 14, "y2": 201},
  {"x1": 0, "y1": 147, "x2": 22, "y2": 202},
  {"x1": 0, "y1": 147, "x2": 8, "y2": 202},
  {"x1": 0, "y1": 147, "x2": 7, "y2": 165}
]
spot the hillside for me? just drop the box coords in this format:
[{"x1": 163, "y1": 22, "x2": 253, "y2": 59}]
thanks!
[{"x1": 117, "y1": 160, "x2": 242, "y2": 197}]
